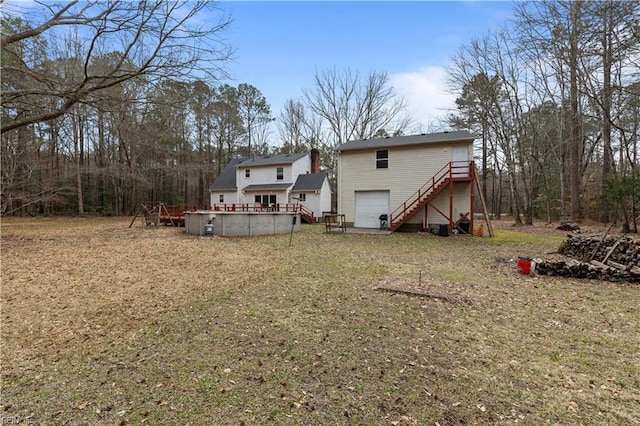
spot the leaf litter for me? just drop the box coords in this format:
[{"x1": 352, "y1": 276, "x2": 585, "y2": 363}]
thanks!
[{"x1": 1, "y1": 217, "x2": 639, "y2": 425}]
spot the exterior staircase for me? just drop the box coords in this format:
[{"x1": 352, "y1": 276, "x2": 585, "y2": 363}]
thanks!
[
  {"x1": 299, "y1": 204, "x2": 315, "y2": 224},
  {"x1": 388, "y1": 161, "x2": 474, "y2": 232}
]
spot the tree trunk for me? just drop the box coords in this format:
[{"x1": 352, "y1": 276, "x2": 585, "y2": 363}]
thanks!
[
  {"x1": 482, "y1": 121, "x2": 488, "y2": 209},
  {"x1": 73, "y1": 113, "x2": 84, "y2": 215},
  {"x1": 96, "y1": 111, "x2": 106, "y2": 213},
  {"x1": 600, "y1": 6, "x2": 615, "y2": 223},
  {"x1": 569, "y1": 1, "x2": 582, "y2": 221}
]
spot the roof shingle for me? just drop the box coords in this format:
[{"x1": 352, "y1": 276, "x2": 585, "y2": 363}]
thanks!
[
  {"x1": 242, "y1": 183, "x2": 293, "y2": 191},
  {"x1": 292, "y1": 173, "x2": 328, "y2": 191},
  {"x1": 209, "y1": 157, "x2": 247, "y2": 191},
  {"x1": 238, "y1": 152, "x2": 308, "y2": 167},
  {"x1": 338, "y1": 130, "x2": 475, "y2": 152}
]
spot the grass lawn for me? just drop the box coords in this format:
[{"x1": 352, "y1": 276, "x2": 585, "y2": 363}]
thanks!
[{"x1": 1, "y1": 217, "x2": 639, "y2": 425}]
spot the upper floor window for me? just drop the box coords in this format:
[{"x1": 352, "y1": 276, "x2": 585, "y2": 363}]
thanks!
[
  {"x1": 219, "y1": 194, "x2": 224, "y2": 203},
  {"x1": 276, "y1": 167, "x2": 284, "y2": 180},
  {"x1": 298, "y1": 193, "x2": 306, "y2": 202},
  {"x1": 245, "y1": 169, "x2": 250, "y2": 178},
  {"x1": 376, "y1": 150, "x2": 388, "y2": 169}
]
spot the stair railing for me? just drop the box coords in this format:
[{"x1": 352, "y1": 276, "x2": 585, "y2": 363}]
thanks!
[
  {"x1": 298, "y1": 204, "x2": 315, "y2": 222},
  {"x1": 389, "y1": 161, "x2": 473, "y2": 230},
  {"x1": 389, "y1": 162, "x2": 452, "y2": 228}
]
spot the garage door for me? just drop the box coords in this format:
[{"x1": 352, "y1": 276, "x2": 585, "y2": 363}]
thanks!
[{"x1": 354, "y1": 191, "x2": 389, "y2": 228}]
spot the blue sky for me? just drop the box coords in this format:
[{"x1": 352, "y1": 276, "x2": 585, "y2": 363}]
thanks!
[
  {"x1": 4, "y1": 0, "x2": 514, "y2": 137},
  {"x1": 219, "y1": 1, "x2": 515, "y2": 133}
]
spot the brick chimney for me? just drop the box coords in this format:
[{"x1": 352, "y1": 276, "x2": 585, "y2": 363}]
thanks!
[{"x1": 310, "y1": 148, "x2": 320, "y2": 174}]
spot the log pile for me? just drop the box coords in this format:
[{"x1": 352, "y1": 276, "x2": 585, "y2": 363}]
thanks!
[
  {"x1": 556, "y1": 223, "x2": 581, "y2": 232},
  {"x1": 532, "y1": 234, "x2": 640, "y2": 283}
]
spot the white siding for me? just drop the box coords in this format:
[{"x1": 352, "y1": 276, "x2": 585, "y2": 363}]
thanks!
[
  {"x1": 236, "y1": 157, "x2": 311, "y2": 189},
  {"x1": 238, "y1": 164, "x2": 292, "y2": 186},
  {"x1": 300, "y1": 193, "x2": 320, "y2": 220},
  {"x1": 320, "y1": 179, "x2": 332, "y2": 215},
  {"x1": 291, "y1": 156, "x2": 312, "y2": 180},
  {"x1": 234, "y1": 156, "x2": 312, "y2": 205},
  {"x1": 292, "y1": 177, "x2": 331, "y2": 221},
  {"x1": 213, "y1": 154, "x2": 322, "y2": 210},
  {"x1": 339, "y1": 143, "x2": 469, "y2": 223},
  {"x1": 210, "y1": 190, "x2": 239, "y2": 208},
  {"x1": 426, "y1": 183, "x2": 471, "y2": 225}
]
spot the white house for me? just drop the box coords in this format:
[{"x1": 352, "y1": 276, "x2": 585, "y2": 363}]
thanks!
[
  {"x1": 290, "y1": 173, "x2": 332, "y2": 219},
  {"x1": 337, "y1": 131, "x2": 477, "y2": 233},
  {"x1": 209, "y1": 150, "x2": 331, "y2": 223}
]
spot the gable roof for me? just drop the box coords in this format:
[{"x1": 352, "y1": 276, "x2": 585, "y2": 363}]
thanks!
[
  {"x1": 242, "y1": 183, "x2": 293, "y2": 191},
  {"x1": 209, "y1": 157, "x2": 247, "y2": 191},
  {"x1": 237, "y1": 152, "x2": 308, "y2": 167},
  {"x1": 209, "y1": 152, "x2": 313, "y2": 192},
  {"x1": 292, "y1": 173, "x2": 328, "y2": 192},
  {"x1": 338, "y1": 130, "x2": 476, "y2": 152}
]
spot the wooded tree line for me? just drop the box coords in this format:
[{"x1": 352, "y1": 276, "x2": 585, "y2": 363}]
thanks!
[
  {"x1": 1, "y1": 1, "x2": 277, "y2": 215},
  {"x1": 448, "y1": 1, "x2": 639, "y2": 230},
  {"x1": 2, "y1": 1, "x2": 639, "y2": 230}
]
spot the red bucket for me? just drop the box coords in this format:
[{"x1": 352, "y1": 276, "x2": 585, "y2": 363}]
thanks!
[{"x1": 517, "y1": 258, "x2": 532, "y2": 275}]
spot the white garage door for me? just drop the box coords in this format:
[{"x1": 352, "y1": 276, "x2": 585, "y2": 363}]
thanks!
[{"x1": 355, "y1": 191, "x2": 389, "y2": 228}]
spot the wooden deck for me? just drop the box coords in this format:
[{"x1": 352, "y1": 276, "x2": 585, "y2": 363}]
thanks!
[{"x1": 212, "y1": 203, "x2": 315, "y2": 224}]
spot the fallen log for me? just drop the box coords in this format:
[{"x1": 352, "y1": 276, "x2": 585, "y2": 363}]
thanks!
[
  {"x1": 606, "y1": 260, "x2": 628, "y2": 271},
  {"x1": 590, "y1": 260, "x2": 612, "y2": 270},
  {"x1": 557, "y1": 223, "x2": 580, "y2": 232},
  {"x1": 374, "y1": 286, "x2": 468, "y2": 304}
]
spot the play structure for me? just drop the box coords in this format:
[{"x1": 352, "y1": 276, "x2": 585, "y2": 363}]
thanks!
[{"x1": 129, "y1": 203, "x2": 197, "y2": 228}]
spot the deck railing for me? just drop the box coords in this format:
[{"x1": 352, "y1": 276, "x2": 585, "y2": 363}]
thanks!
[
  {"x1": 212, "y1": 203, "x2": 315, "y2": 223},
  {"x1": 211, "y1": 203, "x2": 303, "y2": 213}
]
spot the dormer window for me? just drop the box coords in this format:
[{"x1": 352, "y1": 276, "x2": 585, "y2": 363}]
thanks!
[
  {"x1": 276, "y1": 167, "x2": 284, "y2": 180},
  {"x1": 376, "y1": 150, "x2": 389, "y2": 169}
]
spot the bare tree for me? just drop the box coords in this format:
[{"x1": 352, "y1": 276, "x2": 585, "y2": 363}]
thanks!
[
  {"x1": 277, "y1": 99, "x2": 325, "y2": 154},
  {"x1": 1, "y1": 0, "x2": 233, "y2": 134},
  {"x1": 302, "y1": 67, "x2": 409, "y2": 200},
  {"x1": 513, "y1": 1, "x2": 596, "y2": 221},
  {"x1": 303, "y1": 67, "x2": 408, "y2": 148}
]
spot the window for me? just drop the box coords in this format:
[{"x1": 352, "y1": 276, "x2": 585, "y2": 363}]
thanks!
[
  {"x1": 219, "y1": 194, "x2": 224, "y2": 203},
  {"x1": 298, "y1": 193, "x2": 306, "y2": 202},
  {"x1": 276, "y1": 167, "x2": 284, "y2": 180},
  {"x1": 245, "y1": 169, "x2": 250, "y2": 178},
  {"x1": 376, "y1": 150, "x2": 388, "y2": 169},
  {"x1": 255, "y1": 195, "x2": 277, "y2": 206}
]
